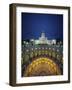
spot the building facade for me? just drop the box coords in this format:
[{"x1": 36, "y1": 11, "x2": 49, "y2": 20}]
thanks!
[{"x1": 30, "y1": 32, "x2": 56, "y2": 45}]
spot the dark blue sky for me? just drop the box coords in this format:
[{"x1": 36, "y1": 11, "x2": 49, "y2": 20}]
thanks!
[{"x1": 22, "y1": 13, "x2": 63, "y2": 40}]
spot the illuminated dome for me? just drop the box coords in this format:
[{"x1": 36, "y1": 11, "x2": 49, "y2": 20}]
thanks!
[{"x1": 39, "y1": 32, "x2": 48, "y2": 44}]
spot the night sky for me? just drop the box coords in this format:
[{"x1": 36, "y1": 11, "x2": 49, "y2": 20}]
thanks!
[{"x1": 22, "y1": 13, "x2": 63, "y2": 41}]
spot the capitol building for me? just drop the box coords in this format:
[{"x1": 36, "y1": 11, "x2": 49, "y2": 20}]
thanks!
[{"x1": 30, "y1": 32, "x2": 56, "y2": 45}]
